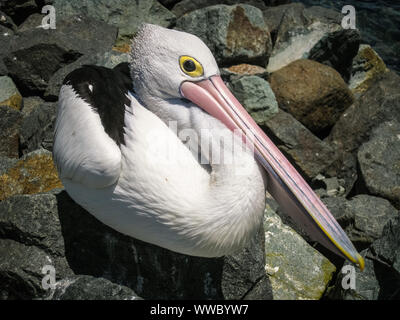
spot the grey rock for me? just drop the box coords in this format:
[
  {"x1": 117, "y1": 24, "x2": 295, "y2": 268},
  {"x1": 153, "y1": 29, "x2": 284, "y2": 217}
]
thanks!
[
  {"x1": 51, "y1": 275, "x2": 142, "y2": 300},
  {"x1": 0, "y1": 105, "x2": 22, "y2": 158},
  {"x1": 229, "y1": 76, "x2": 278, "y2": 125},
  {"x1": 0, "y1": 26, "x2": 13, "y2": 76},
  {"x1": 3, "y1": 16, "x2": 117, "y2": 96},
  {"x1": 44, "y1": 50, "x2": 130, "y2": 100},
  {"x1": 308, "y1": 29, "x2": 361, "y2": 82},
  {"x1": 323, "y1": 195, "x2": 399, "y2": 249},
  {"x1": 263, "y1": 109, "x2": 337, "y2": 181},
  {"x1": 172, "y1": 0, "x2": 268, "y2": 17},
  {"x1": 358, "y1": 121, "x2": 400, "y2": 207},
  {"x1": 328, "y1": 71, "x2": 400, "y2": 156},
  {"x1": 16, "y1": 13, "x2": 43, "y2": 33},
  {"x1": 176, "y1": 4, "x2": 272, "y2": 66},
  {"x1": 19, "y1": 101, "x2": 56, "y2": 153},
  {"x1": 265, "y1": 4, "x2": 343, "y2": 72},
  {"x1": 264, "y1": 197, "x2": 336, "y2": 300},
  {"x1": 0, "y1": 156, "x2": 17, "y2": 175},
  {"x1": 21, "y1": 96, "x2": 44, "y2": 116},
  {"x1": 53, "y1": 0, "x2": 176, "y2": 46},
  {"x1": 0, "y1": 75, "x2": 22, "y2": 110}
]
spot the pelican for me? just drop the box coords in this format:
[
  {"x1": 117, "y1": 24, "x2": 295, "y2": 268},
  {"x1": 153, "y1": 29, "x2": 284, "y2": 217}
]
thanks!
[{"x1": 53, "y1": 24, "x2": 364, "y2": 270}]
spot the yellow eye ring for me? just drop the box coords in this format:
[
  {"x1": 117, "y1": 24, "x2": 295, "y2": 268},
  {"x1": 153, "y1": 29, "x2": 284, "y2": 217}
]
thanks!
[{"x1": 179, "y1": 56, "x2": 204, "y2": 77}]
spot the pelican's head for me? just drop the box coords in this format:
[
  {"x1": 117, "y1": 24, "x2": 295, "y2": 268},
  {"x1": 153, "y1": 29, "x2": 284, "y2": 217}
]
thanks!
[{"x1": 130, "y1": 24, "x2": 364, "y2": 270}]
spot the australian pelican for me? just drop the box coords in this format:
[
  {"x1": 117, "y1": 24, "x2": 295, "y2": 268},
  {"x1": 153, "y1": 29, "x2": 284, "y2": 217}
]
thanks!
[{"x1": 53, "y1": 24, "x2": 364, "y2": 270}]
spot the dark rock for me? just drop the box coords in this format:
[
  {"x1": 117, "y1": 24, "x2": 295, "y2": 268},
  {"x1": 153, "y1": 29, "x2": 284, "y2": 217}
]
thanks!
[
  {"x1": 3, "y1": 16, "x2": 117, "y2": 96},
  {"x1": 51, "y1": 275, "x2": 142, "y2": 300},
  {"x1": 358, "y1": 121, "x2": 400, "y2": 207},
  {"x1": 0, "y1": 25, "x2": 13, "y2": 76},
  {"x1": 0, "y1": 10, "x2": 17, "y2": 31},
  {"x1": 16, "y1": 13, "x2": 43, "y2": 33},
  {"x1": 270, "y1": 59, "x2": 354, "y2": 134},
  {"x1": 175, "y1": 4, "x2": 272, "y2": 67},
  {"x1": 229, "y1": 76, "x2": 278, "y2": 124},
  {"x1": 328, "y1": 71, "x2": 400, "y2": 156},
  {"x1": 55, "y1": 190, "x2": 271, "y2": 299},
  {"x1": 20, "y1": 101, "x2": 56, "y2": 153},
  {"x1": 323, "y1": 195, "x2": 399, "y2": 249},
  {"x1": 263, "y1": 109, "x2": 337, "y2": 180},
  {"x1": 0, "y1": 105, "x2": 22, "y2": 158},
  {"x1": 308, "y1": 29, "x2": 361, "y2": 82},
  {"x1": 0, "y1": 0, "x2": 38, "y2": 25},
  {"x1": 0, "y1": 75, "x2": 22, "y2": 110},
  {"x1": 172, "y1": 0, "x2": 268, "y2": 17},
  {"x1": 53, "y1": 0, "x2": 176, "y2": 47}
]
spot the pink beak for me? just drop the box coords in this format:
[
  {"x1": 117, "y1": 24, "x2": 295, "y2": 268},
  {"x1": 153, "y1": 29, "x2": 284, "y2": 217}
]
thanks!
[{"x1": 180, "y1": 75, "x2": 364, "y2": 270}]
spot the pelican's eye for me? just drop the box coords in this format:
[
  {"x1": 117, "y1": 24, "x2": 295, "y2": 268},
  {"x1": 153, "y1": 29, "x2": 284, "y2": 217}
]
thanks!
[{"x1": 179, "y1": 56, "x2": 203, "y2": 77}]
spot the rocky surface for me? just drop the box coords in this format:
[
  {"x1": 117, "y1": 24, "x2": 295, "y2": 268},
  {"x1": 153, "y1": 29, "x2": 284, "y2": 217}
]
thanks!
[
  {"x1": 176, "y1": 4, "x2": 272, "y2": 66},
  {"x1": 0, "y1": 0, "x2": 399, "y2": 301},
  {"x1": 270, "y1": 59, "x2": 354, "y2": 134},
  {"x1": 229, "y1": 76, "x2": 278, "y2": 125},
  {"x1": 264, "y1": 197, "x2": 336, "y2": 300},
  {"x1": 358, "y1": 121, "x2": 400, "y2": 207}
]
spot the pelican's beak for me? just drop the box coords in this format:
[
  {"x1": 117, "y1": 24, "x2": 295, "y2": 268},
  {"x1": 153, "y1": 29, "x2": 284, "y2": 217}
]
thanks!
[{"x1": 180, "y1": 75, "x2": 364, "y2": 270}]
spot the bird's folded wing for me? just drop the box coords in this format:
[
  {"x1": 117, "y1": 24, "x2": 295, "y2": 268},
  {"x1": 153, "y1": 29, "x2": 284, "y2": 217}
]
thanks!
[{"x1": 53, "y1": 84, "x2": 122, "y2": 189}]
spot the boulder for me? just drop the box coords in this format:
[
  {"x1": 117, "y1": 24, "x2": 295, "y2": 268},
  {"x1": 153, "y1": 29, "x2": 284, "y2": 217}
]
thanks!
[
  {"x1": 175, "y1": 4, "x2": 272, "y2": 67},
  {"x1": 264, "y1": 197, "x2": 336, "y2": 300},
  {"x1": 53, "y1": 0, "x2": 176, "y2": 47},
  {"x1": 3, "y1": 16, "x2": 118, "y2": 96},
  {"x1": 229, "y1": 76, "x2": 278, "y2": 125},
  {"x1": 50, "y1": 275, "x2": 142, "y2": 300},
  {"x1": 0, "y1": 11, "x2": 17, "y2": 31},
  {"x1": 328, "y1": 71, "x2": 400, "y2": 156},
  {"x1": 358, "y1": 121, "x2": 400, "y2": 207},
  {"x1": 308, "y1": 29, "x2": 361, "y2": 82},
  {"x1": 20, "y1": 96, "x2": 44, "y2": 116},
  {"x1": 19, "y1": 101, "x2": 56, "y2": 154},
  {"x1": 265, "y1": 4, "x2": 343, "y2": 73},
  {"x1": 349, "y1": 45, "x2": 389, "y2": 98},
  {"x1": 0, "y1": 26, "x2": 13, "y2": 76},
  {"x1": 0, "y1": 0, "x2": 38, "y2": 25},
  {"x1": 0, "y1": 105, "x2": 22, "y2": 158},
  {"x1": 0, "y1": 149, "x2": 63, "y2": 201},
  {"x1": 0, "y1": 76, "x2": 22, "y2": 111},
  {"x1": 263, "y1": 109, "x2": 337, "y2": 180},
  {"x1": 323, "y1": 195, "x2": 399, "y2": 249},
  {"x1": 270, "y1": 59, "x2": 354, "y2": 134}
]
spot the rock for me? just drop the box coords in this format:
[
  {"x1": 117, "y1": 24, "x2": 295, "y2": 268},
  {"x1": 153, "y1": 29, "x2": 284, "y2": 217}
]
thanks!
[
  {"x1": 349, "y1": 45, "x2": 389, "y2": 98},
  {"x1": 229, "y1": 76, "x2": 278, "y2": 124},
  {"x1": 44, "y1": 50, "x2": 130, "y2": 100},
  {"x1": 0, "y1": 0, "x2": 38, "y2": 25},
  {"x1": 264, "y1": 197, "x2": 336, "y2": 300},
  {"x1": 50, "y1": 275, "x2": 142, "y2": 300},
  {"x1": 328, "y1": 71, "x2": 400, "y2": 156},
  {"x1": 171, "y1": 0, "x2": 268, "y2": 17},
  {"x1": 0, "y1": 156, "x2": 18, "y2": 175},
  {"x1": 222, "y1": 63, "x2": 267, "y2": 79},
  {"x1": 19, "y1": 101, "x2": 56, "y2": 154},
  {"x1": 54, "y1": 190, "x2": 271, "y2": 300},
  {"x1": 0, "y1": 105, "x2": 22, "y2": 158},
  {"x1": 0, "y1": 149, "x2": 63, "y2": 201},
  {"x1": 263, "y1": 109, "x2": 337, "y2": 180},
  {"x1": 175, "y1": 4, "x2": 272, "y2": 66},
  {"x1": 3, "y1": 16, "x2": 117, "y2": 96},
  {"x1": 270, "y1": 59, "x2": 354, "y2": 134},
  {"x1": 0, "y1": 76, "x2": 22, "y2": 110},
  {"x1": 323, "y1": 195, "x2": 399, "y2": 249},
  {"x1": 308, "y1": 29, "x2": 361, "y2": 82},
  {"x1": 358, "y1": 121, "x2": 400, "y2": 207},
  {"x1": 20, "y1": 96, "x2": 44, "y2": 116},
  {"x1": 0, "y1": 11, "x2": 17, "y2": 31},
  {"x1": 329, "y1": 216, "x2": 400, "y2": 300},
  {"x1": 53, "y1": 0, "x2": 176, "y2": 47},
  {"x1": 16, "y1": 13, "x2": 43, "y2": 33},
  {"x1": 265, "y1": 4, "x2": 342, "y2": 73},
  {"x1": 0, "y1": 26, "x2": 13, "y2": 76}
]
